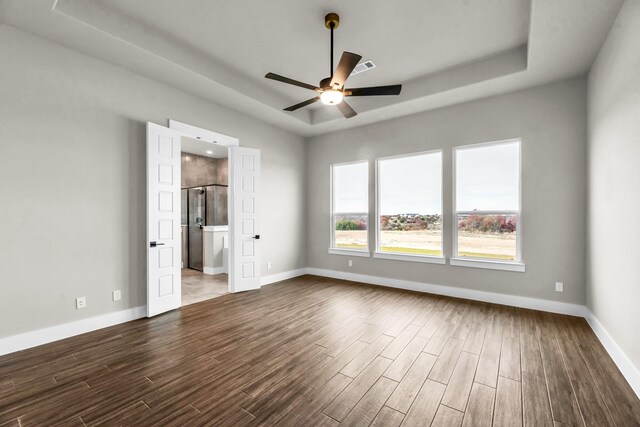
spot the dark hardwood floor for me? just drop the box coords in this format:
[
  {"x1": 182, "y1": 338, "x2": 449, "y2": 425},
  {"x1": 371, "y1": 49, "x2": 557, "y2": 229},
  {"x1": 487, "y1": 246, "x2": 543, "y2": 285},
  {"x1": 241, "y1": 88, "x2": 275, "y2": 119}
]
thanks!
[{"x1": 1, "y1": 275, "x2": 639, "y2": 426}]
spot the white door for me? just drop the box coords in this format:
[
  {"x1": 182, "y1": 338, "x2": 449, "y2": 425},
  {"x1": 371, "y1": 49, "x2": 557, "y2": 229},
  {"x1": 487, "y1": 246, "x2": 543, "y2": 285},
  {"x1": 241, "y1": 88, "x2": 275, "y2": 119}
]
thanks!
[
  {"x1": 146, "y1": 122, "x2": 182, "y2": 316},
  {"x1": 229, "y1": 146, "x2": 261, "y2": 292}
]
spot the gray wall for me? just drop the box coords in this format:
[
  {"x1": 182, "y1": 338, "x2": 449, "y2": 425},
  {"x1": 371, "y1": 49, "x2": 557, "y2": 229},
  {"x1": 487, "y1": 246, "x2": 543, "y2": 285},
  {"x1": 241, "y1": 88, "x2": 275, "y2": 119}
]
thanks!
[
  {"x1": 587, "y1": 0, "x2": 640, "y2": 373},
  {"x1": 306, "y1": 78, "x2": 588, "y2": 305},
  {"x1": 0, "y1": 25, "x2": 306, "y2": 338},
  {"x1": 181, "y1": 152, "x2": 228, "y2": 188}
]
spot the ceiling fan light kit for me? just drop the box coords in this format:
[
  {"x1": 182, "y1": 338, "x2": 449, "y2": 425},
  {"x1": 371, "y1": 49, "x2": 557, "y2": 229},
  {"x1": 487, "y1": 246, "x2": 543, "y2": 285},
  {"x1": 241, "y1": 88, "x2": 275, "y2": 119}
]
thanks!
[
  {"x1": 320, "y1": 90, "x2": 344, "y2": 105},
  {"x1": 265, "y1": 12, "x2": 402, "y2": 119}
]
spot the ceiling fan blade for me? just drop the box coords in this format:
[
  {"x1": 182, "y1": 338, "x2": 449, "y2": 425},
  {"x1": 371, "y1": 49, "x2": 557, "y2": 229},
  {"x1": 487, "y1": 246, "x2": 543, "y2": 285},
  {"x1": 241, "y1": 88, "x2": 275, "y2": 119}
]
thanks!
[
  {"x1": 265, "y1": 73, "x2": 319, "y2": 91},
  {"x1": 284, "y1": 97, "x2": 320, "y2": 111},
  {"x1": 329, "y1": 52, "x2": 362, "y2": 89},
  {"x1": 347, "y1": 85, "x2": 402, "y2": 97},
  {"x1": 336, "y1": 100, "x2": 357, "y2": 119}
]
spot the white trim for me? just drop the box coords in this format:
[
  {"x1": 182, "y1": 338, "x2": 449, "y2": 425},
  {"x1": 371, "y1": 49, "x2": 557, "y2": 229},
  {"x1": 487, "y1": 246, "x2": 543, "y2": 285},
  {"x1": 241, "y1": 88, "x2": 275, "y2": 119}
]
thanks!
[
  {"x1": 450, "y1": 257, "x2": 526, "y2": 272},
  {"x1": 452, "y1": 138, "x2": 522, "y2": 263},
  {"x1": 0, "y1": 306, "x2": 146, "y2": 356},
  {"x1": 585, "y1": 311, "x2": 640, "y2": 398},
  {"x1": 375, "y1": 150, "x2": 444, "y2": 257},
  {"x1": 454, "y1": 137, "x2": 522, "y2": 152},
  {"x1": 301, "y1": 267, "x2": 639, "y2": 398},
  {"x1": 305, "y1": 267, "x2": 584, "y2": 316},
  {"x1": 328, "y1": 248, "x2": 371, "y2": 257},
  {"x1": 203, "y1": 266, "x2": 225, "y2": 275},
  {"x1": 375, "y1": 149, "x2": 444, "y2": 162},
  {"x1": 171, "y1": 120, "x2": 241, "y2": 294},
  {"x1": 0, "y1": 269, "x2": 305, "y2": 356},
  {"x1": 260, "y1": 268, "x2": 307, "y2": 286},
  {"x1": 0, "y1": 268, "x2": 304, "y2": 356},
  {"x1": 4, "y1": 269, "x2": 638, "y2": 401},
  {"x1": 373, "y1": 252, "x2": 446, "y2": 264},
  {"x1": 330, "y1": 160, "x2": 370, "y2": 253},
  {"x1": 169, "y1": 120, "x2": 239, "y2": 146},
  {"x1": 456, "y1": 210, "x2": 519, "y2": 215}
]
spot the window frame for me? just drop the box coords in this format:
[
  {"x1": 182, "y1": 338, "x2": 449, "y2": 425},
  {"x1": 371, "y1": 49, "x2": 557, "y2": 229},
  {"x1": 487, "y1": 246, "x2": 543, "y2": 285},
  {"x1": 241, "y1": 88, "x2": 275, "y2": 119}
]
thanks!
[
  {"x1": 329, "y1": 160, "x2": 370, "y2": 257},
  {"x1": 374, "y1": 150, "x2": 446, "y2": 264},
  {"x1": 451, "y1": 138, "x2": 524, "y2": 272}
]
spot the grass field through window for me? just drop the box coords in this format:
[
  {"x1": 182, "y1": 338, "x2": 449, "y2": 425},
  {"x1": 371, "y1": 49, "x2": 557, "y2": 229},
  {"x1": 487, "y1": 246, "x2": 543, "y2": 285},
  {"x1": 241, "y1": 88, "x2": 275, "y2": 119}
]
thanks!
[{"x1": 335, "y1": 229, "x2": 516, "y2": 260}]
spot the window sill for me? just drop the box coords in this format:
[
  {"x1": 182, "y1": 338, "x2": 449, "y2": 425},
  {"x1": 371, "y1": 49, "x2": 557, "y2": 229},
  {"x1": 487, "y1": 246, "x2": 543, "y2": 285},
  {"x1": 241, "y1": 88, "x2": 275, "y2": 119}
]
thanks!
[
  {"x1": 450, "y1": 257, "x2": 525, "y2": 272},
  {"x1": 373, "y1": 252, "x2": 446, "y2": 265},
  {"x1": 328, "y1": 248, "x2": 371, "y2": 257}
]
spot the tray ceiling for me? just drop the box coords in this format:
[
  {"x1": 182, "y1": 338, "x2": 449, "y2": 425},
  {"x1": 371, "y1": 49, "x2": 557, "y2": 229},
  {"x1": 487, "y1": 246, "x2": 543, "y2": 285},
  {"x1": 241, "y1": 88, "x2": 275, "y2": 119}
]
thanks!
[{"x1": 0, "y1": 0, "x2": 624, "y2": 136}]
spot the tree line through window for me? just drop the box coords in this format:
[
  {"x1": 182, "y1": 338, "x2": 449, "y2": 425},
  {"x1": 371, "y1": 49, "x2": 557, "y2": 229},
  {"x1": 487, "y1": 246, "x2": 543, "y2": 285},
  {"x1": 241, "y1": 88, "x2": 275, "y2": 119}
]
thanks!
[
  {"x1": 454, "y1": 140, "x2": 520, "y2": 261},
  {"x1": 377, "y1": 151, "x2": 443, "y2": 256},
  {"x1": 330, "y1": 139, "x2": 521, "y2": 264},
  {"x1": 331, "y1": 161, "x2": 369, "y2": 250}
]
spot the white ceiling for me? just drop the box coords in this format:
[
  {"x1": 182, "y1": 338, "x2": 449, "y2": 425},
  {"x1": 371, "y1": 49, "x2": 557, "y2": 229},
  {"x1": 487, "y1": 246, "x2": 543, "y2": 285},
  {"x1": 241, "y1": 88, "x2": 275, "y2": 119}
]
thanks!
[
  {"x1": 103, "y1": 0, "x2": 530, "y2": 101},
  {"x1": 0, "y1": 0, "x2": 624, "y2": 136},
  {"x1": 181, "y1": 137, "x2": 228, "y2": 159}
]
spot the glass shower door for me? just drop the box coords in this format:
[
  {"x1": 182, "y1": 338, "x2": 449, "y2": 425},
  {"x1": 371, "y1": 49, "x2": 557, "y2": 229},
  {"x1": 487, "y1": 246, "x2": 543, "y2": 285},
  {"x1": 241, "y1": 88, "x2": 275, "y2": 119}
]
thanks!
[
  {"x1": 181, "y1": 189, "x2": 188, "y2": 268},
  {"x1": 188, "y1": 187, "x2": 205, "y2": 271},
  {"x1": 205, "y1": 185, "x2": 228, "y2": 226}
]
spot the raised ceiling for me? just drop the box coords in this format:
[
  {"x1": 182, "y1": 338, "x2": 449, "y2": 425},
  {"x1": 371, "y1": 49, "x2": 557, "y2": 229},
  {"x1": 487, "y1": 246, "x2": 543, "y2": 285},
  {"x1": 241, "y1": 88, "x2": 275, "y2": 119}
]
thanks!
[
  {"x1": 0, "y1": 0, "x2": 624, "y2": 136},
  {"x1": 103, "y1": 0, "x2": 530, "y2": 102}
]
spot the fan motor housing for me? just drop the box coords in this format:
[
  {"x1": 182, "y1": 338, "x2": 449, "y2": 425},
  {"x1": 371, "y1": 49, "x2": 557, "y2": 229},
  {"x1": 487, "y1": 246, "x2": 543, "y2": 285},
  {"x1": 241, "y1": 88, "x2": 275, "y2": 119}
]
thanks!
[{"x1": 319, "y1": 77, "x2": 332, "y2": 89}]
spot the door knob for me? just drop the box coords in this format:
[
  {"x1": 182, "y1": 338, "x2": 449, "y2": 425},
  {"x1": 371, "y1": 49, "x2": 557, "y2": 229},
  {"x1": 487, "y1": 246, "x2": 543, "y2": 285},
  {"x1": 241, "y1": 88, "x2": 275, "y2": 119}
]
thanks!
[
  {"x1": 150, "y1": 241, "x2": 165, "y2": 247},
  {"x1": 253, "y1": 235, "x2": 260, "y2": 239}
]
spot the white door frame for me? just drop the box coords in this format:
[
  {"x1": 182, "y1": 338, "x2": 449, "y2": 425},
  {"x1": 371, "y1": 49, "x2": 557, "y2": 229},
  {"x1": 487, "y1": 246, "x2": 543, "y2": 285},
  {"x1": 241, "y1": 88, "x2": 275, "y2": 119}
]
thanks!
[{"x1": 168, "y1": 120, "x2": 254, "y2": 294}]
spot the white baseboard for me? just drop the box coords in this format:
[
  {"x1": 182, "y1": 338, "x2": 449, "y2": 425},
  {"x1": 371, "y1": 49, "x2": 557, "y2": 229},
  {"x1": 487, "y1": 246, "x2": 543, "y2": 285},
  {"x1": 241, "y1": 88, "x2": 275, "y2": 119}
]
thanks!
[
  {"x1": 260, "y1": 268, "x2": 307, "y2": 286},
  {"x1": 203, "y1": 266, "x2": 225, "y2": 275},
  {"x1": 305, "y1": 267, "x2": 640, "y2": 399},
  {"x1": 585, "y1": 311, "x2": 640, "y2": 398},
  {"x1": 2, "y1": 267, "x2": 638, "y2": 400},
  {"x1": 305, "y1": 268, "x2": 587, "y2": 317},
  {"x1": 0, "y1": 268, "x2": 307, "y2": 356},
  {"x1": 0, "y1": 306, "x2": 146, "y2": 356}
]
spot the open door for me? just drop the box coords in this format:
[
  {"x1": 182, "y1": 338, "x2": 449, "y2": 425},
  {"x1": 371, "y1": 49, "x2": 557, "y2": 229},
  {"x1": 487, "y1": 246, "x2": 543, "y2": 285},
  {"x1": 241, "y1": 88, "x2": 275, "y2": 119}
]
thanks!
[
  {"x1": 146, "y1": 122, "x2": 182, "y2": 316},
  {"x1": 229, "y1": 146, "x2": 261, "y2": 292}
]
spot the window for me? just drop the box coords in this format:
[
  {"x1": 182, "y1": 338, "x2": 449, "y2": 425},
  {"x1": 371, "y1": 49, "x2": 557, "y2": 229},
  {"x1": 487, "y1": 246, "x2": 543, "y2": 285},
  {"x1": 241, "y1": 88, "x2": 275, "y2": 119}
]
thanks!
[
  {"x1": 330, "y1": 161, "x2": 369, "y2": 254},
  {"x1": 453, "y1": 139, "x2": 522, "y2": 270},
  {"x1": 375, "y1": 151, "x2": 443, "y2": 262}
]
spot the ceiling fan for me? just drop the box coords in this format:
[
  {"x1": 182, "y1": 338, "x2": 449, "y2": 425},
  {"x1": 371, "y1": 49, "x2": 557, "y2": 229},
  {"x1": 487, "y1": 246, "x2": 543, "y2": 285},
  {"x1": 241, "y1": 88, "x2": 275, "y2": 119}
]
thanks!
[{"x1": 265, "y1": 13, "x2": 402, "y2": 119}]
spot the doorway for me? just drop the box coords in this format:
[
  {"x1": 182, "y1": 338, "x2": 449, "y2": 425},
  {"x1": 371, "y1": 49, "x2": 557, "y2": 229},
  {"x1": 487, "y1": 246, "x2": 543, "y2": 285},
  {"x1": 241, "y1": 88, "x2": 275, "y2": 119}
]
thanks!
[
  {"x1": 146, "y1": 120, "x2": 262, "y2": 318},
  {"x1": 180, "y1": 137, "x2": 229, "y2": 306}
]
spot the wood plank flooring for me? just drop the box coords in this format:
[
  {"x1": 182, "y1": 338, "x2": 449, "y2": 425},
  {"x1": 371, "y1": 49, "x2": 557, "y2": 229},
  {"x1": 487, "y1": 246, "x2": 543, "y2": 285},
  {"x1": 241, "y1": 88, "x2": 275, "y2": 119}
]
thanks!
[{"x1": 1, "y1": 275, "x2": 639, "y2": 426}]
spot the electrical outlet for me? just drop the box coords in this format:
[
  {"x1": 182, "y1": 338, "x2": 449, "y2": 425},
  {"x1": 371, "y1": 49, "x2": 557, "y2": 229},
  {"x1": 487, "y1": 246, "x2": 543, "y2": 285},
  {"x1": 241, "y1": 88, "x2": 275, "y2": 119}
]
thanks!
[
  {"x1": 348, "y1": 259, "x2": 353, "y2": 267},
  {"x1": 267, "y1": 262, "x2": 272, "y2": 270},
  {"x1": 555, "y1": 282, "x2": 564, "y2": 292},
  {"x1": 113, "y1": 290, "x2": 121, "y2": 301},
  {"x1": 76, "y1": 297, "x2": 86, "y2": 309}
]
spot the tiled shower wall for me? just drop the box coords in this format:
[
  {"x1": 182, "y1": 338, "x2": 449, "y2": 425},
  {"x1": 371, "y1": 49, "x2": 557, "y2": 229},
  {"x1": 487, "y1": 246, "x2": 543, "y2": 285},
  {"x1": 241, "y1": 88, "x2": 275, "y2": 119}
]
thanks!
[{"x1": 181, "y1": 152, "x2": 228, "y2": 188}]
